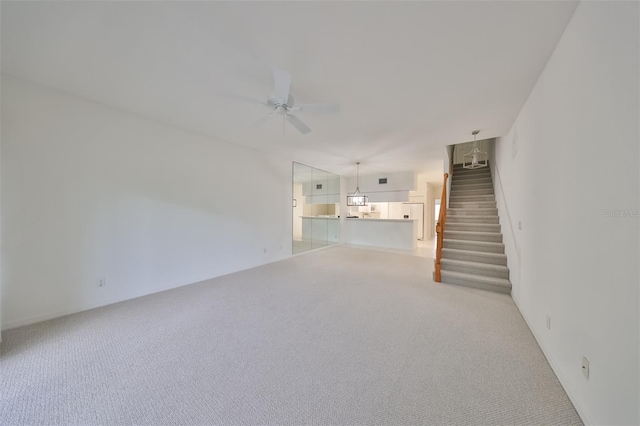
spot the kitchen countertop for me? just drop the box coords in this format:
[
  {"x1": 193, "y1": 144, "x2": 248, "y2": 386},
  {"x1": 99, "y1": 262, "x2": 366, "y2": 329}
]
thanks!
[
  {"x1": 300, "y1": 216, "x2": 340, "y2": 219},
  {"x1": 345, "y1": 218, "x2": 416, "y2": 222}
]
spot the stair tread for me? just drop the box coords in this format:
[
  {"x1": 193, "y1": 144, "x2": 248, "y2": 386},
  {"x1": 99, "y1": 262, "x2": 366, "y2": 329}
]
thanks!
[
  {"x1": 447, "y1": 222, "x2": 500, "y2": 226},
  {"x1": 452, "y1": 182, "x2": 493, "y2": 186},
  {"x1": 447, "y1": 215, "x2": 499, "y2": 220},
  {"x1": 447, "y1": 221, "x2": 500, "y2": 226},
  {"x1": 447, "y1": 221, "x2": 499, "y2": 225},
  {"x1": 452, "y1": 173, "x2": 491, "y2": 176},
  {"x1": 444, "y1": 240, "x2": 504, "y2": 247},
  {"x1": 450, "y1": 192, "x2": 495, "y2": 195},
  {"x1": 440, "y1": 270, "x2": 512, "y2": 288},
  {"x1": 445, "y1": 230, "x2": 503, "y2": 240},
  {"x1": 448, "y1": 209, "x2": 498, "y2": 215},
  {"x1": 441, "y1": 248, "x2": 507, "y2": 259},
  {"x1": 450, "y1": 195, "x2": 495, "y2": 199},
  {"x1": 453, "y1": 188, "x2": 493, "y2": 191},
  {"x1": 441, "y1": 258, "x2": 508, "y2": 272},
  {"x1": 449, "y1": 208, "x2": 497, "y2": 211},
  {"x1": 446, "y1": 226, "x2": 501, "y2": 233},
  {"x1": 452, "y1": 179, "x2": 492, "y2": 184}
]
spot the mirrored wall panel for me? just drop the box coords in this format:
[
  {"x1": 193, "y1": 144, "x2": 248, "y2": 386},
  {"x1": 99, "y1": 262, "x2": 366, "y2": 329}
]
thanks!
[{"x1": 292, "y1": 162, "x2": 340, "y2": 254}]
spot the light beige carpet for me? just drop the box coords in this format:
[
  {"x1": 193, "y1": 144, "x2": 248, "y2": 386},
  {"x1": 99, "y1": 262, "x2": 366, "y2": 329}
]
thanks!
[{"x1": 0, "y1": 245, "x2": 582, "y2": 425}]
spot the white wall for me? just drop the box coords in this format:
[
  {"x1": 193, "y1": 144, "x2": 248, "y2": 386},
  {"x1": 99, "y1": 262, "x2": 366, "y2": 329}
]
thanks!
[
  {"x1": 1, "y1": 76, "x2": 292, "y2": 330},
  {"x1": 492, "y1": 3, "x2": 639, "y2": 425},
  {"x1": 426, "y1": 183, "x2": 443, "y2": 239},
  {"x1": 0, "y1": 74, "x2": 2, "y2": 336},
  {"x1": 345, "y1": 170, "x2": 415, "y2": 202}
]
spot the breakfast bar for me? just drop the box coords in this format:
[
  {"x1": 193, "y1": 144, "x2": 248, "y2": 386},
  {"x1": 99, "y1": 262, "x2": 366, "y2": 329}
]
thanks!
[{"x1": 344, "y1": 218, "x2": 417, "y2": 250}]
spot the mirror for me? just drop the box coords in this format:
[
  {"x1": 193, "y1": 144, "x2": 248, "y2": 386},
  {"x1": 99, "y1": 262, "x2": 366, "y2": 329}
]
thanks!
[{"x1": 292, "y1": 162, "x2": 340, "y2": 255}]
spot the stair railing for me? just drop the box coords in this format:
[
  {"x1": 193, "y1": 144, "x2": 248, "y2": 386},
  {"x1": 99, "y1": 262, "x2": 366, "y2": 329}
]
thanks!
[{"x1": 434, "y1": 171, "x2": 449, "y2": 282}]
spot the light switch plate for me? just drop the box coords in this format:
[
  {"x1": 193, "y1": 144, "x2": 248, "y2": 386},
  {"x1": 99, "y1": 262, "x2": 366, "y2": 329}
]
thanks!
[
  {"x1": 582, "y1": 356, "x2": 589, "y2": 380},
  {"x1": 546, "y1": 315, "x2": 551, "y2": 330}
]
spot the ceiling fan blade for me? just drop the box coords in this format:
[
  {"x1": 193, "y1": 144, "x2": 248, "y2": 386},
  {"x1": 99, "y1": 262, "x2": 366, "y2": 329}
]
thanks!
[
  {"x1": 285, "y1": 113, "x2": 311, "y2": 134},
  {"x1": 272, "y1": 68, "x2": 291, "y2": 102},
  {"x1": 218, "y1": 92, "x2": 268, "y2": 106},
  {"x1": 293, "y1": 103, "x2": 340, "y2": 114},
  {"x1": 250, "y1": 112, "x2": 276, "y2": 128}
]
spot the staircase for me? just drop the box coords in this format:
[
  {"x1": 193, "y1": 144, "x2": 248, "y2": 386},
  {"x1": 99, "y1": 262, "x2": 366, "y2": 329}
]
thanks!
[{"x1": 439, "y1": 163, "x2": 512, "y2": 294}]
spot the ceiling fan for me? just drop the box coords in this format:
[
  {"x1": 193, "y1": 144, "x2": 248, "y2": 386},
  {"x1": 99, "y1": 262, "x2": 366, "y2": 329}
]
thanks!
[{"x1": 228, "y1": 68, "x2": 340, "y2": 135}]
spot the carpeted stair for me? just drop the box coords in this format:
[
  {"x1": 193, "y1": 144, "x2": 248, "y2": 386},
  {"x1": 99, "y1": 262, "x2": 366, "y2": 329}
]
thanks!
[{"x1": 440, "y1": 163, "x2": 512, "y2": 294}]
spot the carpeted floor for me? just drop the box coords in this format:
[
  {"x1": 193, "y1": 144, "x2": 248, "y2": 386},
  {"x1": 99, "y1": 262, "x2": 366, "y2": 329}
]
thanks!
[{"x1": 0, "y1": 246, "x2": 582, "y2": 425}]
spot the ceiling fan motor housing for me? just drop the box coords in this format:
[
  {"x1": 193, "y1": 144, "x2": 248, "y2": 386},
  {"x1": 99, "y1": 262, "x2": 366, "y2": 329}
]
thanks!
[{"x1": 268, "y1": 94, "x2": 296, "y2": 112}]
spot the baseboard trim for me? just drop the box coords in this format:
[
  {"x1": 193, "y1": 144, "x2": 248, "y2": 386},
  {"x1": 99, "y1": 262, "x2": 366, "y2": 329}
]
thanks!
[
  {"x1": 2, "y1": 305, "x2": 97, "y2": 331},
  {"x1": 512, "y1": 296, "x2": 596, "y2": 426}
]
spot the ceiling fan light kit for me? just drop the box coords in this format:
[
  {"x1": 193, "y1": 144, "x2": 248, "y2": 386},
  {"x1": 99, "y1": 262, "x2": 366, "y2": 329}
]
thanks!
[
  {"x1": 237, "y1": 67, "x2": 339, "y2": 135},
  {"x1": 347, "y1": 162, "x2": 368, "y2": 206},
  {"x1": 463, "y1": 130, "x2": 488, "y2": 169}
]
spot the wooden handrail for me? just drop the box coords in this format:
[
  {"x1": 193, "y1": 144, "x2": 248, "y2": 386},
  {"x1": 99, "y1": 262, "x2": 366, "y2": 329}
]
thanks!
[{"x1": 434, "y1": 172, "x2": 449, "y2": 282}]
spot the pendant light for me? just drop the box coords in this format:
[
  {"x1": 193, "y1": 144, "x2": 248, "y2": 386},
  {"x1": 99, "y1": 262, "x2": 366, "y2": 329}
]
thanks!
[
  {"x1": 463, "y1": 130, "x2": 488, "y2": 169},
  {"x1": 347, "y1": 162, "x2": 368, "y2": 206}
]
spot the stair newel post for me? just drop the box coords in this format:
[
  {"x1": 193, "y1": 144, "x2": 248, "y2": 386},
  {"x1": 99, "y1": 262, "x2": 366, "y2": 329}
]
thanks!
[{"x1": 435, "y1": 172, "x2": 449, "y2": 282}]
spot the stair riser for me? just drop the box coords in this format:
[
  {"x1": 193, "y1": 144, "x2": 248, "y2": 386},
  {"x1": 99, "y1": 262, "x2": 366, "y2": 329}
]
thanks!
[
  {"x1": 452, "y1": 175, "x2": 492, "y2": 182},
  {"x1": 449, "y1": 195, "x2": 495, "y2": 202},
  {"x1": 444, "y1": 240, "x2": 505, "y2": 253},
  {"x1": 453, "y1": 169, "x2": 491, "y2": 178},
  {"x1": 451, "y1": 189, "x2": 495, "y2": 196},
  {"x1": 452, "y1": 172, "x2": 492, "y2": 178},
  {"x1": 446, "y1": 223, "x2": 501, "y2": 233},
  {"x1": 447, "y1": 216, "x2": 499, "y2": 224},
  {"x1": 453, "y1": 165, "x2": 491, "y2": 171},
  {"x1": 448, "y1": 208, "x2": 498, "y2": 216},
  {"x1": 441, "y1": 262, "x2": 509, "y2": 279},
  {"x1": 452, "y1": 183, "x2": 494, "y2": 190},
  {"x1": 451, "y1": 182, "x2": 493, "y2": 191},
  {"x1": 449, "y1": 201, "x2": 496, "y2": 209},
  {"x1": 452, "y1": 174, "x2": 492, "y2": 181},
  {"x1": 440, "y1": 274, "x2": 511, "y2": 294},
  {"x1": 441, "y1": 250, "x2": 507, "y2": 265},
  {"x1": 445, "y1": 232, "x2": 503, "y2": 243}
]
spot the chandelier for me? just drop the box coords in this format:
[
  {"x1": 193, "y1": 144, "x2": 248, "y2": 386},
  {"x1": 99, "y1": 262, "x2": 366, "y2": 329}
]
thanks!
[
  {"x1": 463, "y1": 130, "x2": 488, "y2": 169},
  {"x1": 346, "y1": 162, "x2": 368, "y2": 206}
]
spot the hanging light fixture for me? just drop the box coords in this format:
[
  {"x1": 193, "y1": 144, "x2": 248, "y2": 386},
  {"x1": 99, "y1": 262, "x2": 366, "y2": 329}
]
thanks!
[
  {"x1": 347, "y1": 162, "x2": 368, "y2": 206},
  {"x1": 463, "y1": 130, "x2": 488, "y2": 169}
]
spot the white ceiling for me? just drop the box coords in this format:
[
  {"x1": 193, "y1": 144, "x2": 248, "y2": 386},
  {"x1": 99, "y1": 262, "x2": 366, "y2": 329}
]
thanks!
[{"x1": 1, "y1": 1, "x2": 577, "y2": 180}]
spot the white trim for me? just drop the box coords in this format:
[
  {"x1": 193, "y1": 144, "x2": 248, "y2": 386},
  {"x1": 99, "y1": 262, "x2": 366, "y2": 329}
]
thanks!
[{"x1": 1, "y1": 302, "x2": 124, "y2": 331}]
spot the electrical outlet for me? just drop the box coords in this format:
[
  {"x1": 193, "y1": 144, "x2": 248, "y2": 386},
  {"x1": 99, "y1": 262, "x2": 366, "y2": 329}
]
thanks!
[
  {"x1": 518, "y1": 221, "x2": 522, "y2": 230},
  {"x1": 263, "y1": 248, "x2": 267, "y2": 254},
  {"x1": 98, "y1": 278, "x2": 106, "y2": 287},
  {"x1": 546, "y1": 315, "x2": 551, "y2": 330},
  {"x1": 582, "y1": 356, "x2": 589, "y2": 380}
]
